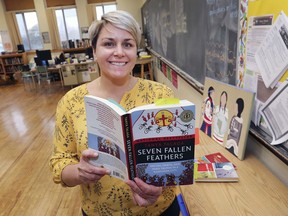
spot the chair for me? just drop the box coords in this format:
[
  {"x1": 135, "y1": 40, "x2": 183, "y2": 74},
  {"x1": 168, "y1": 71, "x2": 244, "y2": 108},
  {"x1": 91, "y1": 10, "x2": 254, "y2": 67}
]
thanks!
[
  {"x1": 21, "y1": 71, "x2": 37, "y2": 91},
  {"x1": 36, "y1": 66, "x2": 54, "y2": 88},
  {"x1": 134, "y1": 58, "x2": 154, "y2": 80}
]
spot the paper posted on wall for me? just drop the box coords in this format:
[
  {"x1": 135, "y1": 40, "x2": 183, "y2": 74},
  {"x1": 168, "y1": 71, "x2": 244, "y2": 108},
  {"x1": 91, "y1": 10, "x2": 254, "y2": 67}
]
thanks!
[
  {"x1": 260, "y1": 80, "x2": 288, "y2": 145},
  {"x1": 255, "y1": 11, "x2": 288, "y2": 89}
]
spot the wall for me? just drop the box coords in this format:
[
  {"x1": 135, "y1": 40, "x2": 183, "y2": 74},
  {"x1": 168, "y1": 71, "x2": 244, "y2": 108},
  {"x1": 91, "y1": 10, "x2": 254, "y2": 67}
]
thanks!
[
  {"x1": 34, "y1": 0, "x2": 51, "y2": 50},
  {"x1": 0, "y1": 0, "x2": 7, "y2": 30},
  {"x1": 76, "y1": 0, "x2": 90, "y2": 28},
  {"x1": 117, "y1": 0, "x2": 145, "y2": 31},
  {"x1": 154, "y1": 63, "x2": 288, "y2": 186}
]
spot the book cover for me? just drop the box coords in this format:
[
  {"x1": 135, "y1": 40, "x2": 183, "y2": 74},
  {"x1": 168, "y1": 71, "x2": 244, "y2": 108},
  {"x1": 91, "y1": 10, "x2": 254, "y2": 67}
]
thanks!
[
  {"x1": 195, "y1": 152, "x2": 236, "y2": 169},
  {"x1": 194, "y1": 162, "x2": 238, "y2": 182},
  {"x1": 85, "y1": 96, "x2": 196, "y2": 186},
  {"x1": 202, "y1": 152, "x2": 234, "y2": 165},
  {"x1": 199, "y1": 77, "x2": 255, "y2": 160}
]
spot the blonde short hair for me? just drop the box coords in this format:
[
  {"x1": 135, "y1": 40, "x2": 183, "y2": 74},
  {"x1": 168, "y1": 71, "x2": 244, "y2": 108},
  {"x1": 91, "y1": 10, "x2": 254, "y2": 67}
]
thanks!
[{"x1": 89, "y1": 10, "x2": 141, "y2": 49}]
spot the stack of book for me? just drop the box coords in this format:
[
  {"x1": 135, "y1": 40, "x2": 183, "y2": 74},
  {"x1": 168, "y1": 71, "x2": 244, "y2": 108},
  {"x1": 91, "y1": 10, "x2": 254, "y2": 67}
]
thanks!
[{"x1": 194, "y1": 152, "x2": 239, "y2": 182}]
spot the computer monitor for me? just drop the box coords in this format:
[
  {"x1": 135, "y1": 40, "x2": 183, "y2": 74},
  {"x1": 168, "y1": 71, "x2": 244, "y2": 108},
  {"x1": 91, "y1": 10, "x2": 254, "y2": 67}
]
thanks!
[
  {"x1": 17, "y1": 44, "x2": 25, "y2": 53},
  {"x1": 34, "y1": 57, "x2": 42, "y2": 66},
  {"x1": 36, "y1": 49, "x2": 52, "y2": 66},
  {"x1": 86, "y1": 46, "x2": 94, "y2": 59}
]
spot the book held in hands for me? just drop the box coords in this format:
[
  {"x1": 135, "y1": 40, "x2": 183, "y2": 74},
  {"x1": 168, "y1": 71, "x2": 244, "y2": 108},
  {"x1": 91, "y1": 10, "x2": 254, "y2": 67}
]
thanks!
[{"x1": 84, "y1": 96, "x2": 196, "y2": 186}]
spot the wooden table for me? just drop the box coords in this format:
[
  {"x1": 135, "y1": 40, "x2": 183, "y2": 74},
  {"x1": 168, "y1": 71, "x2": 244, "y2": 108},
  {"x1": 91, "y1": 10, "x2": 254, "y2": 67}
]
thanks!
[{"x1": 181, "y1": 131, "x2": 288, "y2": 215}]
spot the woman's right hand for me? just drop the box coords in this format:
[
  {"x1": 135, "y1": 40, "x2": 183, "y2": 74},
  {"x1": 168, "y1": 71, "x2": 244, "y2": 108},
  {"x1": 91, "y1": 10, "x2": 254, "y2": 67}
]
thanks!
[
  {"x1": 77, "y1": 149, "x2": 111, "y2": 184},
  {"x1": 61, "y1": 149, "x2": 110, "y2": 186}
]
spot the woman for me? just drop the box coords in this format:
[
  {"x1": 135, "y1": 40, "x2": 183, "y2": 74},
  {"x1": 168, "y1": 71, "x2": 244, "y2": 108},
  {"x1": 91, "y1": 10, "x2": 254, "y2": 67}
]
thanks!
[
  {"x1": 226, "y1": 98, "x2": 244, "y2": 156},
  {"x1": 200, "y1": 86, "x2": 215, "y2": 136},
  {"x1": 212, "y1": 91, "x2": 228, "y2": 144},
  {"x1": 49, "y1": 11, "x2": 179, "y2": 215}
]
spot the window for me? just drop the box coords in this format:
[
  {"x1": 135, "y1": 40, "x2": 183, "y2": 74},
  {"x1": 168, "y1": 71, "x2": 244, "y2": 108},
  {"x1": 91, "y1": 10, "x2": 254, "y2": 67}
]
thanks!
[
  {"x1": 0, "y1": 35, "x2": 3, "y2": 52},
  {"x1": 55, "y1": 8, "x2": 80, "y2": 48},
  {"x1": 15, "y1": 12, "x2": 42, "y2": 51},
  {"x1": 95, "y1": 3, "x2": 117, "y2": 20}
]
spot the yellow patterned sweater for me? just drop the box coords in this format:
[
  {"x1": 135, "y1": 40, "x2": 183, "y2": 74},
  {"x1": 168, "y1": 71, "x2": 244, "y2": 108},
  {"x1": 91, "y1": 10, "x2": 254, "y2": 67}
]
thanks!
[{"x1": 49, "y1": 78, "x2": 176, "y2": 216}]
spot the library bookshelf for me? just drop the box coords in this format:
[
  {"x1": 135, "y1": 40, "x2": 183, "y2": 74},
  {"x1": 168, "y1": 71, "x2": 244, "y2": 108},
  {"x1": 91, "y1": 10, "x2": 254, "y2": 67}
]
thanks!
[{"x1": 0, "y1": 52, "x2": 28, "y2": 80}]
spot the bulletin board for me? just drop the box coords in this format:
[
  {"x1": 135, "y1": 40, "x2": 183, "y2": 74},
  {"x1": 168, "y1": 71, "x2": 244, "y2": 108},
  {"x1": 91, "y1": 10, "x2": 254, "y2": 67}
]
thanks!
[
  {"x1": 241, "y1": 0, "x2": 288, "y2": 85},
  {"x1": 241, "y1": 0, "x2": 288, "y2": 164}
]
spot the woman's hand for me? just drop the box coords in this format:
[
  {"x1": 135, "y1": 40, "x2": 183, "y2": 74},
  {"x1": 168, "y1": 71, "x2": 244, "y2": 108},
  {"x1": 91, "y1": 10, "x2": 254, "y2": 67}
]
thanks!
[
  {"x1": 77, "y1": 149, "x2": 111, "y2": 184},
  {"x1": 62, "y1": 149, "x2": 110, "y2": 186},
  {"x1": 125, "y1": 177, "x2": 162, "y2": 207}
]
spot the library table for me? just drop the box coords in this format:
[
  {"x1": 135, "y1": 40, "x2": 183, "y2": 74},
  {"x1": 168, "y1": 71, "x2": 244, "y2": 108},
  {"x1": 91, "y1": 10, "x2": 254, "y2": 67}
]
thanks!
[{"x1": 180, "y1": 131, "x2": 288, "y2": 215}]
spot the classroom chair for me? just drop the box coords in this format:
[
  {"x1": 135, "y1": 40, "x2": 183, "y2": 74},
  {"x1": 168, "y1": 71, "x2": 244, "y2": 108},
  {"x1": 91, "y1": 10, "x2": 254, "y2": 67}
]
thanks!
[
  {"x1": 36, "y1": 66, "x2": 54, "y2": 90},
  {"x1": 21, "y1": 71, "x2": 37, "y2": 91}
]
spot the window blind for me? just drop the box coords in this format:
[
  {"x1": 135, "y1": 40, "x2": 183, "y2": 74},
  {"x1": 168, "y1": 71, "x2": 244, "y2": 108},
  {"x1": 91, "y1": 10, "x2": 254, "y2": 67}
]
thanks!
[
  {"x1": 87, "y1": 0, "x2": 116, "y2": 4},
  {"x1": 46, "y1": 0, "x2": 76, "y2": 8},
  {"x1": 4, "y1": 0, "x2": 35, "y2": 11}
]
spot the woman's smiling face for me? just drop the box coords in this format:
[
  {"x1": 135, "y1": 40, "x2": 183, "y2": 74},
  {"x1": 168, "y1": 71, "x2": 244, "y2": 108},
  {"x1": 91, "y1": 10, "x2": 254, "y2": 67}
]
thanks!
[{"x1": 94, "y1": 23, "x2": 138, "y2": 79}]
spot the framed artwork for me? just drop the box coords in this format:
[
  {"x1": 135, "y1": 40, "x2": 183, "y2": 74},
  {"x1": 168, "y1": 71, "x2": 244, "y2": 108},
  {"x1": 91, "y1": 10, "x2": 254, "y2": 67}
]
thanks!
[
  {"x1": 42, "y1": 32, "x2": 50, "y2": 44},
  {"x1": 200, "y1": 77, "x2": 255, "y2": 160}
]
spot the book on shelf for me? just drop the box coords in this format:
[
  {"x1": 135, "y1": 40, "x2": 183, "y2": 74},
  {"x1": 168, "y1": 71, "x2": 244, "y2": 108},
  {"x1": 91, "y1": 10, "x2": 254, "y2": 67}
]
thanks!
[
  {"x1": 194, "y1": 162, "x2": 239, "y2": 182},
  {"x1": 199, "y1": 77, "x2": 255, "y2": 160},
  {"x1": 85, "y1": 96, "x2": 196, "y2": 186}
]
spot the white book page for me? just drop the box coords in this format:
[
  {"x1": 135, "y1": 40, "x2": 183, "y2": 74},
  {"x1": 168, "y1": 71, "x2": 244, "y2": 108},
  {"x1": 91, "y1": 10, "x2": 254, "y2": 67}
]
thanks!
[
  {"x1": 85, "y1": 96, "x2": 128, "y2": 180},
  {"x1": 246, "y1": 15, "x2": 273, "y2": 73},
  {"x1": 255, "y1": 11, "x2": 288, "y2": 88},
  {"x1": 260, "y1": 81, "x2": 288, "y2": 145},
  {"x1": 85, "y1": 96, "x2": 126, "y2": 148}
]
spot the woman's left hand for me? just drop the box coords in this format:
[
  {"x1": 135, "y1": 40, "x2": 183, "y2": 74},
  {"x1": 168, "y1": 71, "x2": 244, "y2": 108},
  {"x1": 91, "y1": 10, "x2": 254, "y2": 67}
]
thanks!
[{"x1": 125, "y1": 177, "x2": 162, "y2": 207}]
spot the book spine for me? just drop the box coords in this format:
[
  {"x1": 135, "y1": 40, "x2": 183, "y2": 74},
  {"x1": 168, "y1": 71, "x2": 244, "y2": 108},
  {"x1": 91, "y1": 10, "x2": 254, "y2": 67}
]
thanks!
[{"x1": 123, "y1": 114, "x2": 136, "y2": 180}]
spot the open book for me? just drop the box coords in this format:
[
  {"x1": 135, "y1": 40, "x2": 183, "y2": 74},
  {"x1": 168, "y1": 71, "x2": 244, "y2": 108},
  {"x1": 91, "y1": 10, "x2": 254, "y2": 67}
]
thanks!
[{"x1": 84, "y1": 96, "x2": 196, "y2": 186}]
